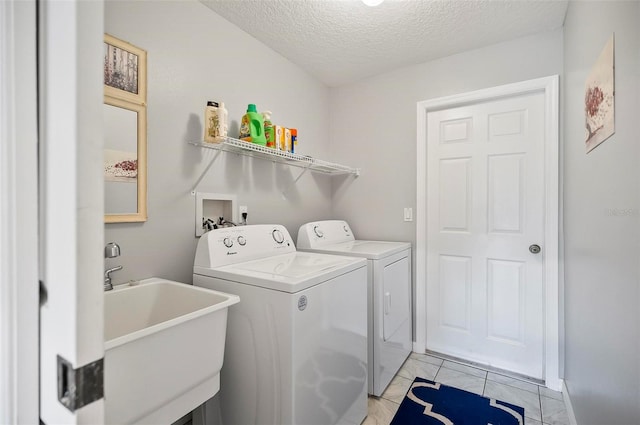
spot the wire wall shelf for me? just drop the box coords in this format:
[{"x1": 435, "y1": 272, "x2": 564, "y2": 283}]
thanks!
[{"x1": 190, "y1": 137, "x2": 360, "y2": 176}]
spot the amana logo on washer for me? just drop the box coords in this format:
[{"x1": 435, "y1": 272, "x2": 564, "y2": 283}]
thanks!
[{"x1": 298, "y1": 295, "x2": 308, "y2": 311}]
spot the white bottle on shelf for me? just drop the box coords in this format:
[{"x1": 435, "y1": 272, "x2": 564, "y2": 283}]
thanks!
[
  {"x1": 218, "y1": 102, "x2": 228, "y2": 140},
  {"x1": 204, "y1": 101, "x2": 228, "y2": 143}
]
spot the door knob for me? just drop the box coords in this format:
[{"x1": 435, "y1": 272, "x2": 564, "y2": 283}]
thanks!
[{"x1": 529, "y1": 244, "x2": 541, "y2": 254}]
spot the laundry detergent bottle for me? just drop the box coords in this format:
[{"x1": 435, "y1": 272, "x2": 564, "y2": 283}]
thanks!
[{"x1": 239, "y1": 104, "x2": 266, "y2": 146}]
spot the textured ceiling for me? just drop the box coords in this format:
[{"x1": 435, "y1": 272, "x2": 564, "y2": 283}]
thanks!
[{"x1": 201, "y1": 0, "x2": 568, "y2": 87}]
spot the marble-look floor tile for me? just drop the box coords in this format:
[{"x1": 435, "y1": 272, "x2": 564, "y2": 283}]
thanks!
[
  {"x1": 409, "y1": 352, "x2": 444, "y2": 367},
  {"x1": 397, "y1": 358, "x2": 440, "y2": 381},
  {"x1": 434, "y1": 367, "x2": 486, "y2": 395},
  {"x1": 483, "y1": 380, "x2": 542, "y2": 422},
  {"x1": 441, "y1": 360, "x2": 488, "y2": 379},
  {"x1": 487, "y1": 372, "x2": 539, "y2": 395},
  {"x1": 525, "y1": 418, "x2": 543, "y2": 425},
  {"x1": 541, "y1": 395, "x2": 570, "y2": 425},
  {"x1": 540, "y1": 386, "x2": 564, "y2": 401},
  {"x1": 362, "y1": 396, "x2": 400, "y2": 425},
  {"x1": 380, "y1": 375, "x2": 413, "y2": 404}
]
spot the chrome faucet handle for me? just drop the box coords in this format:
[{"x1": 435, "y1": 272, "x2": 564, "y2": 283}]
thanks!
[
  {"x1": 105, "y1": 242, "x2": 121, "y2": 259},
  {"x1": 104, "y1": 265, "x2": 123, "y2": 291}
]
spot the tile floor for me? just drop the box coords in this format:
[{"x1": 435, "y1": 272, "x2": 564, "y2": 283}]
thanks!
[{"x1": 363, "y1": 352, "x2": 570, "y2": 425}]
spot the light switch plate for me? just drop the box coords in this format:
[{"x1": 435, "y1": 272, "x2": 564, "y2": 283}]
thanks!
[{"x1": 404, "y1": 207, "x2": 413, "y2": 222}]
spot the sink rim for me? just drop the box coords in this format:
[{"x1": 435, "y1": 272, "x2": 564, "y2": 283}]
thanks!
[{"x1": 104, "y1": 277, "x2": 240, "y2": 350}]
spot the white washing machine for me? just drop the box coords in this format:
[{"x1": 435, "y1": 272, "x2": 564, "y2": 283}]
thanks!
[
  {"x1": 297, "y1": 220, "x2": 412, "y2": 397},
  {"x1": 193, "y1": 224, "x2": 368, "y2": 425}
]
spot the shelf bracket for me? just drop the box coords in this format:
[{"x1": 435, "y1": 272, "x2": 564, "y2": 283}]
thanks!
[
  {"x1": 292, "y1": 165, "x2": 311, "y2": 185},
  {"x1": 282, "y1": 162, "x2": 312, "y2": 197},
  {"x1": 191, "y1": 150, "x2": 222, "y2": 193}
]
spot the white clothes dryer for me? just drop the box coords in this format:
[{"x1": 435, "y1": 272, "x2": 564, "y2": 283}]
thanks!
[
  {"x1": 297, "y1": 220, "x2": 412, "y2": 397},
  {"x1": 193, "y1": 224, "x2": 368, "y2": 425}
]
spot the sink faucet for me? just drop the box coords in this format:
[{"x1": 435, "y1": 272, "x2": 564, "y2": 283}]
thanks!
[
  {"x1": 104, "y1": 265, "x2": 122, "y2": 291},
  {"x1": 104, "y1": 242, "x2": 122, "y2": 291}
]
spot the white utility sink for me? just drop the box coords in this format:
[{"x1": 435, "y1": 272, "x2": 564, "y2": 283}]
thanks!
[{"x1": 104, "y1": 277, "x2": 239, "y2": 425}]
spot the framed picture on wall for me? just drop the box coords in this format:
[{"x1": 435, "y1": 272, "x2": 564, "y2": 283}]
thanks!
[
  {"x1": 584, "y1": 34, "x2": 615, "y2": 153},
  {"x1": 104, "y1": 33, "x2": 147, "y2": 105}
]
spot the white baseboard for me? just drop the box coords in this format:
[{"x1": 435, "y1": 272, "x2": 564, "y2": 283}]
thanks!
[{"x1": 562, "y1": 380, "x2": 578, "y2": 425}]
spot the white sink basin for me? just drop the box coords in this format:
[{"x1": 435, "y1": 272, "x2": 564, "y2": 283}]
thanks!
[{"x1": 104, "y1": 277, "x2": 239, "y2": 424}]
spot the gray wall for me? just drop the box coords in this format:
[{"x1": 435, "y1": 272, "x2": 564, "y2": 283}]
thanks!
[
  {"x1": 103, "y1": 3, "x2": 640, "y2": 422},
  {"x1": 563, "y1": 2, "x2": 640, "y2": 424},
  {"x1": 104, "y1": 0, "x2": 334, "y2": 284},
  {"x1": 329, "y1": 29, "x2": 563, "y2": 338}
]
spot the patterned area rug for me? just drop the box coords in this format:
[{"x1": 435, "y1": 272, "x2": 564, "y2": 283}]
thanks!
[{"x1": 391, "y1": 377, "x2": 525, "y2": 425}]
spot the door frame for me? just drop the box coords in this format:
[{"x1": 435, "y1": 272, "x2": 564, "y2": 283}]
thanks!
[
  {"x1": 0, "y1": 0, "x2": 39, "y2": 422},
  {"x1": 415, "y1": 76, "x2": 561, "y2": 390},
  {"x1": 38, "y1": 0, "x2": 105, "y2": 422}
]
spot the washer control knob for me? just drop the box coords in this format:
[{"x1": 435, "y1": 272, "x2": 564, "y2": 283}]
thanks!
[
  {"x1": 223, "y1": 237, "x2": 233, "y2": 248},
  {"x1": 237, "y1": 236, "x2": 246, "y2": 246},
  {"x1": 272, "y1": 229, "x2": 285, "y2": 244},
  {"x1": 343, "y1": 225, "x2": 349, "y2": 233},
  {"x1": 313, "y1": 225, "x2": 324, "y2": 238}
]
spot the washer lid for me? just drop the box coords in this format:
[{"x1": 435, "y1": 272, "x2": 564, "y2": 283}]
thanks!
[
  {"x1": 300, "y1": 240, "x2": 411, "y2": 260},
  {"x1": 193, "y1": 251, "x2": 366, "y2": 293}
]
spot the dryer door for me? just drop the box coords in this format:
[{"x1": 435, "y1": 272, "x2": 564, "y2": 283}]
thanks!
[{"x1": 382, "y1": 255, "x2": 411, "y2": 341}]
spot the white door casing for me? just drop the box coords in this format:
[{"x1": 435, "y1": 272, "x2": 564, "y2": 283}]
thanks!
[
  {"x1": 39, "y1": 1, "x2": 105, "y2": 423},
  {"x1": 415, "y1": 76, "x2": 561, "y2": 390},
  {"x1": 0, "y1": 1, "x2": 39, "y2": 422}
]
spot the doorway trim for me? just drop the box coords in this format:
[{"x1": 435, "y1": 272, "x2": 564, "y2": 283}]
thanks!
[
  {"x1": 0, "y1": 0, "x2": 39, "y2": 422},
  {"x1": 415, "y1": 76, "x2": 560, "y2": 390}
]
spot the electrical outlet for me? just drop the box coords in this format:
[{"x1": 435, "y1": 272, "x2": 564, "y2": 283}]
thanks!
[
  {"x1": 240, "y1": 205, "x2": 248, "y2": 214},
  {"x1": 404, "y1": 207, "x2": 413, "y2": 222}
]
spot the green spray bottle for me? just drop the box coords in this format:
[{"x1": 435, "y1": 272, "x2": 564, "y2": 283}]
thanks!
[
  {"x1": 262, "y1": 111, "x2": 276, "y2": 148},
  {"x1": 239, "y1": 104, "x2": 266, "y2": 146}
]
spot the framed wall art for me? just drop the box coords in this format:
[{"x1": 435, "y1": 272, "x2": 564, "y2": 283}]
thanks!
[
  {"x1": 104, "y1": 33, "x2": 147, "y2": 105},
  {"x1": 585, "y1": 35, "x2": 615, "y2": 153}
]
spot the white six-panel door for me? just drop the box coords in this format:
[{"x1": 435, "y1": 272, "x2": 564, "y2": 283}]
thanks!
[{"x1": 426, "y1": 91, "x2": 545, "y2": 379}]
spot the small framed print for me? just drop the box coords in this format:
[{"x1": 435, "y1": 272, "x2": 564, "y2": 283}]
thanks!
[
  {"x1": 104, "y1": 34, "x2": 147, "y2": 105},
  {"x1": 585, "y1": 35, "x2": 615, "y2": 153}
]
